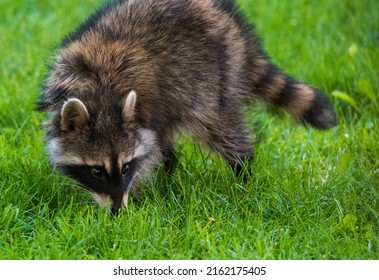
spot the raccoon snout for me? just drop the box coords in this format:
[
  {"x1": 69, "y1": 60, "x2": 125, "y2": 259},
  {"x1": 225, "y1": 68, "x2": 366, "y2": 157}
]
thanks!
[{"x1": 110, "y1": 191, "x2": 129, "y2": 215}]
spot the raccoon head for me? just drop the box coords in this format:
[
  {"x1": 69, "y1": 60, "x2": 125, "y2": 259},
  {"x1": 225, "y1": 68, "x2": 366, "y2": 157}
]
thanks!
[{"x1": 47, "y1": 90, "x2": 160, "y2": 214}]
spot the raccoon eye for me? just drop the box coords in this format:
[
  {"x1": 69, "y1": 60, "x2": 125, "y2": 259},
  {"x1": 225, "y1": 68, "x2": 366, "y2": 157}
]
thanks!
[
  {"x1": 91, "y1": 168, "x2": 103, "y2": 178},
  {"x1": 122, "y1": 164, "x2": 130, "y2": 176}
]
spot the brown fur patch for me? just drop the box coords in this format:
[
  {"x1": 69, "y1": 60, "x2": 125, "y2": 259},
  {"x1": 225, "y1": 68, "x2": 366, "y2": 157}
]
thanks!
[
  {"x1": 262, "y1": 74, "x2": 287, "y2": 101},
  {"x1": 289, "y1": 84, "x2": 315, "y2": 118},
  {"x1": 249, "y1": 58, "x2": 269, "y2": 84}
]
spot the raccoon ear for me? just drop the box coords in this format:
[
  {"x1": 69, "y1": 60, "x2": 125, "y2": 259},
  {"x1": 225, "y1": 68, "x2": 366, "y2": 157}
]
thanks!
[
  {"x1": 123, "y1": 90, "x2": 137, "y2": 120},
  {"x1": 61, "y1": 98, "x2": 90, "y2": 132}
]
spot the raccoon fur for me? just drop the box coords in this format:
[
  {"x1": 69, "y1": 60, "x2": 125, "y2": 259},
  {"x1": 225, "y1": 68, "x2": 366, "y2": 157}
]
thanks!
[{"x1": 38, "y1": 0, "x2": 337, "y2": 214}]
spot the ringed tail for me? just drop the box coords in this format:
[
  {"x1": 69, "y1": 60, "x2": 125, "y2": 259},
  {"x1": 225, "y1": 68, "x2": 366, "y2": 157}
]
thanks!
[{"x1": 250, "y1": 59, "x2": 337, "y2": 129}]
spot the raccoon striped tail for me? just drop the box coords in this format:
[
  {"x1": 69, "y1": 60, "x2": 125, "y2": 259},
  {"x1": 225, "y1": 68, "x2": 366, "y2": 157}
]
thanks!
[{"x1": 250, "y1": 61, "x2": 337, "y2": 129}]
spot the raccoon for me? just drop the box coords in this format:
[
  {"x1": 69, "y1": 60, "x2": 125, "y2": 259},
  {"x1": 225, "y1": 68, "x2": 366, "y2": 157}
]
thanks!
[{"x1": 38, "y1": 0, "x2": 337, "y2": 214}]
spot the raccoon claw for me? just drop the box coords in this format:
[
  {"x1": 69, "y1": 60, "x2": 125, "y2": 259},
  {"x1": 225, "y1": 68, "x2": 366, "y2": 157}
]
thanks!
[{"x1": 111, "y1": 204, "x2": 122, "y2": 215}]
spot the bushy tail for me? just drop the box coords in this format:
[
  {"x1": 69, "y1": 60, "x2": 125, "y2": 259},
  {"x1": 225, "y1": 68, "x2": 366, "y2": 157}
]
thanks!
[{"x1": 250, "y1": 59, "x2": 337, "y2": 129}]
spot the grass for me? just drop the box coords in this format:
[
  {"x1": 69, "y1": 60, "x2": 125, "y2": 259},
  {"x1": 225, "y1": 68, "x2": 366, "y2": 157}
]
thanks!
[{"x1": 0, "y1": 0, "x2": 378, "y2": 260}]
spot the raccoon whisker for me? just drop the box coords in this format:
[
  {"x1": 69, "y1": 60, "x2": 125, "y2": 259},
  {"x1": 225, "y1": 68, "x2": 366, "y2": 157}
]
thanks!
[
  {"x1": 128, "y1": 164, "x2": 152, "y2": 186},
  {"x1": 126, "y1": 174, "x2": 139, "y2": 191}
]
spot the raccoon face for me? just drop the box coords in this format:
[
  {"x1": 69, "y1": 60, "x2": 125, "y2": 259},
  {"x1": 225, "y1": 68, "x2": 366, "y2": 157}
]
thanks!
[{"x1": 48, "y1": 91, "x2": 159, "y2": 214}]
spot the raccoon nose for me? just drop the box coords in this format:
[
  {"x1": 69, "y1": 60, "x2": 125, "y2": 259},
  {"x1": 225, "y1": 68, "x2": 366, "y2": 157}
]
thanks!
[{"x1": 111, "y1": 203, "x2": 122, "y2": 215}]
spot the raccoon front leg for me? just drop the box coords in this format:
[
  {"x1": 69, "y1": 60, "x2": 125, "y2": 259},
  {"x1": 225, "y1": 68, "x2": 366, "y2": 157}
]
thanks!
[
  {"x1": 162, "y1": 144, "x2": 177, "y2": 174},
  {"x1": 160, "y1": 136, "x2": 177, "y2": 175}
]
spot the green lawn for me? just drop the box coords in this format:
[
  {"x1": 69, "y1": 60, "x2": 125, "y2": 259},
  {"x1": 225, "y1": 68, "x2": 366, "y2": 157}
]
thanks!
[{"x1": 0, "y1": 0, "x2": 378, "y2": 259}]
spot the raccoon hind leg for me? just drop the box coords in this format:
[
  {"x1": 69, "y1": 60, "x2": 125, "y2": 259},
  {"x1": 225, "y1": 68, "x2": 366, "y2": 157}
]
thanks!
[{"x1": 205, "y1": 111, "x2": 254, "y2": 179}]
